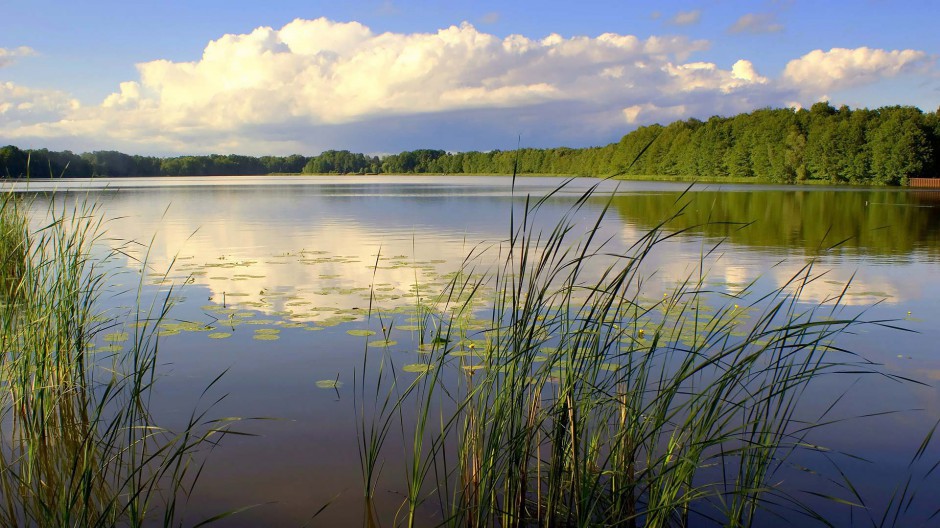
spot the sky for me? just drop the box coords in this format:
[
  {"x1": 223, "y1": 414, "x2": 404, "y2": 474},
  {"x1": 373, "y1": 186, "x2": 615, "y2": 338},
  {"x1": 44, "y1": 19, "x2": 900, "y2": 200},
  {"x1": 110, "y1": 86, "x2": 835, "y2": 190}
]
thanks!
[{"x1": 0, "y1": 0, "x2": 937, "y2": 156}]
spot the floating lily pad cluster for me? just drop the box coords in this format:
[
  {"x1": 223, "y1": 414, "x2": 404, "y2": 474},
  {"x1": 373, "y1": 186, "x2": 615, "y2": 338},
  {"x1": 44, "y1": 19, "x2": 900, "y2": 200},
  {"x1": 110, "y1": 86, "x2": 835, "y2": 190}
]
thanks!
[{"x1": 123, "y1": 238, "x2": 787, "y2": 388}]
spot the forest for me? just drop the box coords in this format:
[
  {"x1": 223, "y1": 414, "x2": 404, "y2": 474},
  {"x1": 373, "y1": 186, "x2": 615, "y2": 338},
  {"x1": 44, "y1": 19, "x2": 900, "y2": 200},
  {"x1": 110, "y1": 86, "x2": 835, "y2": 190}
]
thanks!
[{"x1": 2, "y1": 102, "x2": 938, "y2": 185}]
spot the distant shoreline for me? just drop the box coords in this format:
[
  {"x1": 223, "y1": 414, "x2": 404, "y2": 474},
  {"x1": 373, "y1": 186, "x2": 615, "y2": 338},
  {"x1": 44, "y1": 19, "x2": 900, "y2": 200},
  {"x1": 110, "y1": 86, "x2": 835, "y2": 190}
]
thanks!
[
  {"x1": 0, "y1": 172, "x2": 912, "y2": 189},
  {"x1": 3, "y1": 103, "x2": 938, "y2": 186}
]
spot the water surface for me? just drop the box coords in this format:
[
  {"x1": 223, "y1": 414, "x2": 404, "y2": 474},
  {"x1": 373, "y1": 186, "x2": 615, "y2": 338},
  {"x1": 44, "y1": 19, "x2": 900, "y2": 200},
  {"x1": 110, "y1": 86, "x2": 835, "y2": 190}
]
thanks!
[{"x1": 8, "y1": 175, "x2": 940, "y2": 526}]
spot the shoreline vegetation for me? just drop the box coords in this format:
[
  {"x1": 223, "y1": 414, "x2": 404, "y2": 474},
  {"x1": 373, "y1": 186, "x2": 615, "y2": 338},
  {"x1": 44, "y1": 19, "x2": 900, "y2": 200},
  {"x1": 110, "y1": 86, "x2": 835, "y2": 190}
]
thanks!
[
  {"x1": 2, "y1": 176, "x2": 939, "y2": 524},
  {"x1": 2, "y1": 102, "x2": 938, "y2": 186},
  {"x1": 0, "y1": 191, "x2": 239, "y2": 526},
  {"x1": 353, "y1": 180, "x2": 940, "y2": 526}
]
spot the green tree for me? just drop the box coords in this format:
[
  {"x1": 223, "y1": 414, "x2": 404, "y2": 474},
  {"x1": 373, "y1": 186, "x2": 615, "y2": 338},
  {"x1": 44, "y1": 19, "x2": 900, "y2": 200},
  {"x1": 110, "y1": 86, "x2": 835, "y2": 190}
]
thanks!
[
  {"x1": 0, "y1": 145, "x2": 28, "y2": 178},
  {"x1": 869, "y1": 107, "x2": 931, "y2": 185}
]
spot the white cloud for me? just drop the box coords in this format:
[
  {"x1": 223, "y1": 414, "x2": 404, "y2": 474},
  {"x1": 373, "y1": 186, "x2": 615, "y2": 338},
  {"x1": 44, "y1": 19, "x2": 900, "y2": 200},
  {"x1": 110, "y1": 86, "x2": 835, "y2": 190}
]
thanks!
[
  {"x1": 728, "y1": 13, "x2": 784, "y2": 34},
  {"x1": 0, "y1": 46, "x2": 36, "y2": 68},
  {"x1": 670, "y1": 10, "x2": 701, "y2": 26},
  {"x1": 731, "y1": 60, "x2": 768, "y2": 86},
  {"x1": 0, "y1": 81, "x2": 79, "y2": 126},
  {"x1": 622, "y1": 103, "x2": 689, "y2": 125},
  {"x1": 663, "y1": 59, "x2": 767, "y2": 94},
  {"x1": 783, "y1": 47, "x2": 929, "y2": 93},
  {"x1": 7, "y1": 18, "x2": 753, "y2": 153},
  {"x1": 0, "y1": 19, "x2": 931, "y2": 155},
  {"x1": 102, "y1": 81, "x2": 142, "y2": 108}
]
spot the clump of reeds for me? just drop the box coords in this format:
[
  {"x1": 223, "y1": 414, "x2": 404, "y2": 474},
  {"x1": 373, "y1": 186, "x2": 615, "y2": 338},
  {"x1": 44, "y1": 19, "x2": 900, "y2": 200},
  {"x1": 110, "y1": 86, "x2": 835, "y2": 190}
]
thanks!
[
  {"x1": 358, "y1": 180, "x2": 931, "y2": 527},
  {"x1": 0, "y1": 192, "x2": 233, "y2": 527},
  {"x1": 0, "y1": 192, "x2": 28, "y2": 298}
]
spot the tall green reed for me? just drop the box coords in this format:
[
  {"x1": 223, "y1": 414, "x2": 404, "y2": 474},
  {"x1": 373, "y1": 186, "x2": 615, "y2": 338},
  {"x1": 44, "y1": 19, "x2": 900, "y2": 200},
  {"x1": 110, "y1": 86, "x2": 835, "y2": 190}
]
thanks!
[
  {"x1": 0, "y1": 192, "x2": 28, "y2": 299},
  {"x1": 358, "y1": 179, "x2": 927, "y2": 527},
  {"x1": 0, "y1": 191, "x2": 235, "y2": 527}
]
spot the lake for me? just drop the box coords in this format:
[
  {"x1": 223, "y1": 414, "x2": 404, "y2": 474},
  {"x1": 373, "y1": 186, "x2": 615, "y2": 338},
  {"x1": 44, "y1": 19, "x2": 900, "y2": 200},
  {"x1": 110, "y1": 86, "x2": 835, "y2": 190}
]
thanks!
[{"x1": 6, "y1": 175, "x2": 940, "y2": 526}]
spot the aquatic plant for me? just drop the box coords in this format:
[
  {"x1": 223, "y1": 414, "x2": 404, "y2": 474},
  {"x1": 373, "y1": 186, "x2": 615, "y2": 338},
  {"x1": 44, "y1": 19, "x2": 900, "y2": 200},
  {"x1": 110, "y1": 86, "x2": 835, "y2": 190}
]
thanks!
[
  {"x1": 355, "y1": 177, "x2": 935, "y2": 527},
  {"x1": 0, "y1": 191, "x2": 28, "y2": 298},
  {"x1": 0, "y1": 193, "x2": 237, "y2": 526}
]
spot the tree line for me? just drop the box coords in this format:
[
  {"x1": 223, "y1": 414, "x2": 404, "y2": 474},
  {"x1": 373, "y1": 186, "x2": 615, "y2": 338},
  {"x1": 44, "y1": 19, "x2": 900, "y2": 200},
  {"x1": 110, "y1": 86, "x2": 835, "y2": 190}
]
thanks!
[
  {"x1": 0, "y1": 150, "x2": 312, "y2": 179},
  {"x1": 2, "y1": 103, "x2": 938, "y2": 184}
]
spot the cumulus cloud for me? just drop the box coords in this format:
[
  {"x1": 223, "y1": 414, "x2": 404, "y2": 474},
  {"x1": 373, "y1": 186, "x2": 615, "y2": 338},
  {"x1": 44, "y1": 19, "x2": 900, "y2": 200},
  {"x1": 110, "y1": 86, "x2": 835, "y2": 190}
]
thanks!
[
  {"x1": 0, "y1": 18, "x2": 931, "y2": 155},
  {"x1": 728, "y1": 13, "x2": 784, "y2": 34},
  {"x1": 10, "y1": 18, "x2": 767, "y2": 153},
  {"x1": 670, "y1": 10, "x2": 701, "y2": 26},
  {"x1": 622, "y1": 103, "x2": 689, "y2": 125},
  {"x1": 663, "y1": 59, "x2": 768, "y2": 93},
  {"x1": 0, "y1": 46, "x2": 36, "y2": 68},
  {"x1": 0, "y1": 81, "x2": 79, "y2": 126},
  {"x1": 783, "y1": 47, "x2": 929, "y2": 92}
]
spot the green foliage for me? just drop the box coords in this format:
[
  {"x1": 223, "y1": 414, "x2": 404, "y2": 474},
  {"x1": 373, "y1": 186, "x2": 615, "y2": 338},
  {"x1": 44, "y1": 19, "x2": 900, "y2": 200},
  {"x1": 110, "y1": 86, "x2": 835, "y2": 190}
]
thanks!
[
  {"x1": 868, "y1": 107, "x2": 931, "y2": 185},
  {"x1": 0, "y1": 193, "x2": 28, "y2": 297},
  {"x1": 360, "y1": 104, "x2": 934, "y2": 185},
  {"x1": 381, "y1": 149, "x2": 446, "y2": 173},
  {"x1": 0, "y1": 145, "x2": 29, "y2": 178},
  {"x1": 0, "y1": 147, "x2": 93, "y2": 178},
  {"x1": 81, "y1": 150, "x2": 151, "y2": 177},
  {"x1": 303, "y1": 150, "x2": 380, "y2": 174},
  {"x1": 356, "y1": 182, "x2": 927, "y2": 526},
  {"x1": 1, "y1": 104, "x2": 936, "y2": 184},
  {"x1": 0, "y1": 198, "x2": 237, "y2": 526}
]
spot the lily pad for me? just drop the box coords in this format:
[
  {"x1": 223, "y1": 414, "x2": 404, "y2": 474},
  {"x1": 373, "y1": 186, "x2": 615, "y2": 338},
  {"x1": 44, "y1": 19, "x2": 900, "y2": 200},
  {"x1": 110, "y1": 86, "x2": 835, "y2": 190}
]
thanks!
[
  {"x1": 368, "y1": 339, "x2": 398, "y2": 348},
  {"x1": 402, "y1": 363, "x2": 432, "y2": 374},
  {"x1": 103, "y1": 332, "x2": 129, "y2": 342},
  {"x1": 208, "y1": 332, "x2": 232, "y2": 339},
  {"x1": 315, "y1": 379, "x2": 343, "y2": 389},
  {"x1": 346, "y1": 329, "x2": 376, "y2": 337}
]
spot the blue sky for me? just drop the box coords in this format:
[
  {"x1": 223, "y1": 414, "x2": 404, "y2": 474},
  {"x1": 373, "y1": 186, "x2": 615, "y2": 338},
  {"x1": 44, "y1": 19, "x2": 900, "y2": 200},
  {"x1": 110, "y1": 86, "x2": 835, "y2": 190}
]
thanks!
[{"x1": 0, "y1": 0, "x2": 937, "y2": 155}]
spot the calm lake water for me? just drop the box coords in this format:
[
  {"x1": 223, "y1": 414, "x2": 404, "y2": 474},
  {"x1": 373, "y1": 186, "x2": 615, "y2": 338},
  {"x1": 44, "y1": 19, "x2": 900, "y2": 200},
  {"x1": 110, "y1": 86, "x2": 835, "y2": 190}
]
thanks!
[{"x1": 8, "y1": 175, "x2": 940, "y2": 526}]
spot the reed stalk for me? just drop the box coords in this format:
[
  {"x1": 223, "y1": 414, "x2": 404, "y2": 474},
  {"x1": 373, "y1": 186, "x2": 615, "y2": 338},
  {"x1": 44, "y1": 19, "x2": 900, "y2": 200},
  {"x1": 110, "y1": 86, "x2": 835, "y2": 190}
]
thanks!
[
  {"x1": 356, "y1": 177, "x2": 931, "y2": 526},
  {"x1": 0, "y1": 191, "x2": 235, "y2": 527}
]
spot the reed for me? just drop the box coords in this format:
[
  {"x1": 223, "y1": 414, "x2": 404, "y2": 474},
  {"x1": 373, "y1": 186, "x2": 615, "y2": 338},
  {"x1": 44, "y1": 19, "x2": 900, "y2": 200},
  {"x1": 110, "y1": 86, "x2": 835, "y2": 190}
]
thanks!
[
  {"x1": 0, "y1": 192, "x2": 235, "y2": 527},
  {"x1": 0, "y1": 192, "x2": 28, "y2": 299},
  {"x1": 357, "y1": 177, "x2": 930, "y2": 526}
]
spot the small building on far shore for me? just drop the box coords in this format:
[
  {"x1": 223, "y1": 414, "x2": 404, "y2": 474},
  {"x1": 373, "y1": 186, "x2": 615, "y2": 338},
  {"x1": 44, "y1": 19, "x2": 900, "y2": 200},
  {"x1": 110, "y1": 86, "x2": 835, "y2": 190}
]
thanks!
[{"x1": 908, "y1": 178, "x2": 940, "y2": 188}]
